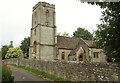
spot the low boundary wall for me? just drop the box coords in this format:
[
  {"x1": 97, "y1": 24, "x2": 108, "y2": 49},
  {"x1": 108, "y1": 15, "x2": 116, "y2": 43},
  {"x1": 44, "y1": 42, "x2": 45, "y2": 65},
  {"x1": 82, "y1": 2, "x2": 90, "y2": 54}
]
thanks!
[{"x1": 5, "y1": 58, "x2": 120, "y2": 81}]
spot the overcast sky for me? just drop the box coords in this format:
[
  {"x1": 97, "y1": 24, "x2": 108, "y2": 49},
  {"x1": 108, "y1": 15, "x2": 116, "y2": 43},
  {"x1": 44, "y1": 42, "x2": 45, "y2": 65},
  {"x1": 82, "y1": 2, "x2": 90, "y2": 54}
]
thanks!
[{"x1": 0, "y1": 0, "x2": 103, "y2": 48}]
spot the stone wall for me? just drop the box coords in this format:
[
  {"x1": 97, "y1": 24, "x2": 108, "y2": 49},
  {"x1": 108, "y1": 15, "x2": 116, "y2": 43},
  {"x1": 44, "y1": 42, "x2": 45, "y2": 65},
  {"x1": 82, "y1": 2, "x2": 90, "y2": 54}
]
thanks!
[{"x1": 5, "y1": 58, "x2": 120, "y2": 81}]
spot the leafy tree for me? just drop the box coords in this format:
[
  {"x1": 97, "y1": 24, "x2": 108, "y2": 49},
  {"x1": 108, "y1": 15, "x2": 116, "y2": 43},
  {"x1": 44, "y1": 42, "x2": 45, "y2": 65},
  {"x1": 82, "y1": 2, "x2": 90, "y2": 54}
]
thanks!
[
  {"x1": 1, "y1": 43, "x2": 14, "y2": 60},
  {"x1": 20, "y1": 37, "x2": 30, "y2": 58},
  {"x1": 89, "y1": 2, "x2": 120, "y2": 62},
  {"x1": 73, "y1": 27, "x2": 93, "y2": 40},
  {"x1": 5, "y1": 47, "x2": 22, "y2": 59},
  {"x1": 1, "y1": 45, "x2": 10, "y2": 59}
]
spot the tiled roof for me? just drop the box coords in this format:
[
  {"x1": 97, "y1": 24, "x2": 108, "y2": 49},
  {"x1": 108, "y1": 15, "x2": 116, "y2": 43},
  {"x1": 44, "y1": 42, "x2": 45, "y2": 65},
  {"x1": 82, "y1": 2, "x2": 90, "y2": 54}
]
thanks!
[
  {"x1": 83, "y1": 40, "x2": 94, "y2": 47},
  {"x1": 57, "y1": 36, "x2": 80, "y2": 49},
  {"x1": 57, "y1": 36, "x2": 94, "y2": 50}
]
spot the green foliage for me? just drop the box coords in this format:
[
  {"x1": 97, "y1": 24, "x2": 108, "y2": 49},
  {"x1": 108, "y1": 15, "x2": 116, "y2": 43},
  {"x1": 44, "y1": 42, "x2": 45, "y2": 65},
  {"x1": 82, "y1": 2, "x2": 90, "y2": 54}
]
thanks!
[
  {"x1": 1, "y1": 43, "x2": 14, "y2": 60},
  {"x1": 2, "y1": 67, "x2": 14, "y2": 83},
  {"x1": 89, "y1": 2, "x2": 120, "y2": 62},
  {"x1": 0, "y1": 63, "x2": 14, "y2": 83},
  {"x1": 5, "y1": 47, "x2": 22, "y2": 59},
  {"x1": 1, "y1": 45, "x2": 10, "y2": 60},
  {"x1": 73, "y1": 27, "x2": 93, "y2": 40},
  {"x1": 93, "y1": 24, "x2": 108, "y2": 48},
  {"x1": 20, "y1": 37, "x2": 30, "y2": 58}
]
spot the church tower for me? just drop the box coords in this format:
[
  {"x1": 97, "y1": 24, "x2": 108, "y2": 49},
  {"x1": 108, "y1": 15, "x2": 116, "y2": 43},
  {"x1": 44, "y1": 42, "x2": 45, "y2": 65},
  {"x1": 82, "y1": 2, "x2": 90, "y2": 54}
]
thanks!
[{"x1": 29, "y1": 2, "x2": 56, "y2": 60}]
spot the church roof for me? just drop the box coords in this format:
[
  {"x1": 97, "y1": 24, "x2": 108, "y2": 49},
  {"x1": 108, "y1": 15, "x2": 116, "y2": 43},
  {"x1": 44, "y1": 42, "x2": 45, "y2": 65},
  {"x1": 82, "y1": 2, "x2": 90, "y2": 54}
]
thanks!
[
  {"x1": 83, "y1": 40, "x2": 94, "y2": 48},
  {"x1": 57, "y1": 36, "x2": 80, "y2": 50},
  {"x1": 57, "y1": 36, "x2": 94, "y2": 50}
]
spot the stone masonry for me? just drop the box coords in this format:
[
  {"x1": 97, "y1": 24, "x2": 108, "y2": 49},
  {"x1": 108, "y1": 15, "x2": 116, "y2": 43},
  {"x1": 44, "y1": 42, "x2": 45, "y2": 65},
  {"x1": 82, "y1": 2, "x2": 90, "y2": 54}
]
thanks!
[
  {"x1": 6, "y1": 58, "x2": 120, "y2": 81},
  {"x1": 29, "y1": 2, "x2": 56, "y2": 61}
]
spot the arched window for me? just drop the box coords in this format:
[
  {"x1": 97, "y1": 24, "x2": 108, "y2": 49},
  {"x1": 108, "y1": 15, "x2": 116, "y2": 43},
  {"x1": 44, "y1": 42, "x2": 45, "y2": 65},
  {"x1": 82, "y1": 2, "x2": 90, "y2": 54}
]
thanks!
[
  {"x1": 61, "y1": 52, "x2": 65, "y2": 59},
  {"x1": 33, "y1": 41, "x2": 37, "y2": 53}
]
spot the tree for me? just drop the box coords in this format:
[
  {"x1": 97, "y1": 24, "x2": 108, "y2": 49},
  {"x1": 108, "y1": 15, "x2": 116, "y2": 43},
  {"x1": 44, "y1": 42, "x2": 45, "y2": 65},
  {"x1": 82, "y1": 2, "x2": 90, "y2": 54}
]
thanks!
[
  {"x1": 5, "y1": 47, "x2": 22, "y2": 59},
  {"x1": 1, "y1": 45, "x2": 10, "y2": 59},
  {"x1": 1, "y1": 42, "x2": 14, "y2": 59},
  {"x1": 73, "y1": 27, "x2": 93, "y2": 40},
  {"x1": 89, "y1": 2, "x2": 120, "y2": 62},
  {"x1": 20, "y1": 37, "x2": 30, "y2": 58}
]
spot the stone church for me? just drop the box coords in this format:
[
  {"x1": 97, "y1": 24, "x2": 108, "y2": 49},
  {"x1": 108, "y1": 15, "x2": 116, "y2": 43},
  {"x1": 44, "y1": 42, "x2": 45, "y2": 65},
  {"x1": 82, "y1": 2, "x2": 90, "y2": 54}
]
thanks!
[{"x1": 29, "y1": 1, "x2": 106, "y2": 62}]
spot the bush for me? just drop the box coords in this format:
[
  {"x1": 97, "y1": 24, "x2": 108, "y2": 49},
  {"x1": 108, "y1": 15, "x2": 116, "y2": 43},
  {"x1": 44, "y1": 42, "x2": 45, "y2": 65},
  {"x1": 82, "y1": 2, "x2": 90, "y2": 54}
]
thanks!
[{"x1": 0, "y1": 61, "x2": 14, "y2": 83}]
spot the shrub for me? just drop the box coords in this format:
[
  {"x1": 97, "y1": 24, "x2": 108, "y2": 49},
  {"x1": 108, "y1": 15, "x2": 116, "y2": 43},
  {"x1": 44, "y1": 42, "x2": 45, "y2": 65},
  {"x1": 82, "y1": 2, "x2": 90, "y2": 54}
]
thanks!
[{"x1": 0, "y1": 61, "x2": 14, "y2": 83}]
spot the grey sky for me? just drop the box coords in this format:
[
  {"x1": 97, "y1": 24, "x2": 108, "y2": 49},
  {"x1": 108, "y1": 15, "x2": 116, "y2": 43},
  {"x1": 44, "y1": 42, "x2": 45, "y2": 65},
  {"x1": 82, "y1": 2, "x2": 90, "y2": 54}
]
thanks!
[{"x1": 0, "y1": 0, "x2": 103, "y2": 48}]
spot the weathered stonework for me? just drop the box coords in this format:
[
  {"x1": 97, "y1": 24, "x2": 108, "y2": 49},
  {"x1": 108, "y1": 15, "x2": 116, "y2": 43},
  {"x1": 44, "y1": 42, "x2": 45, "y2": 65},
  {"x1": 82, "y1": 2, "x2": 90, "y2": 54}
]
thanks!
[
  {"x1": 29, "y1": 1, "x2": 107, "y2": 62},
  {"x1": 29, "y1": 1, "x2": 56, "y2": 61},
  {"x1": 6, "y1": 58, "x2": 120, "y2": 81}
]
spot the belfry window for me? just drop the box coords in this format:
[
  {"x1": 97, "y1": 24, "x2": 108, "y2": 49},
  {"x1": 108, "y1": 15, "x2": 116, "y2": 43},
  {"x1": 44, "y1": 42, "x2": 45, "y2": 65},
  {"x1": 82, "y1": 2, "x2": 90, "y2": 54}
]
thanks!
[{"x1": 46, "y1": 10, "x2": 49, "y2": 25}]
